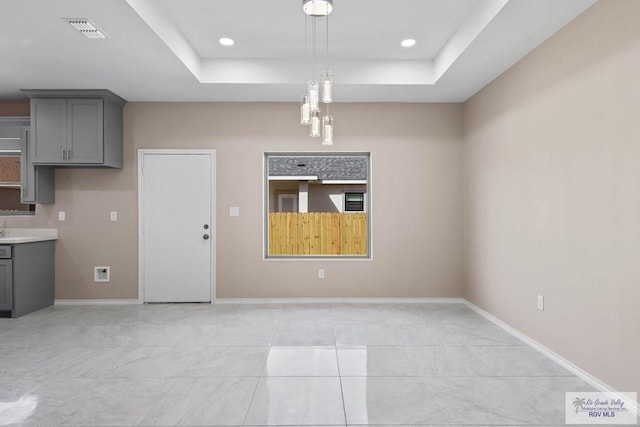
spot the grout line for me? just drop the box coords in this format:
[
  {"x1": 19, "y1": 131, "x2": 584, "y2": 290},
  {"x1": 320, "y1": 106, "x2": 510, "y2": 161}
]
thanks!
[
  {"x1": 333, "y1": 318, "x2": 349, "y2": 426},
  {"x1": 240, "y1": 321, "x2": 276, "y2": 425}
]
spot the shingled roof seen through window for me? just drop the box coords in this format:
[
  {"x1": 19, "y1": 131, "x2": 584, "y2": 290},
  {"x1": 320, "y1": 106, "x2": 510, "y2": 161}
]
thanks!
[{"x1": 268, "y1": 155, "x2": 368, "y2": 181}]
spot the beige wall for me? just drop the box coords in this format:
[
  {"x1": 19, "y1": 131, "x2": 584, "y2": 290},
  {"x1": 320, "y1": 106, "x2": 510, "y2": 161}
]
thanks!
[
  {"x1": 2, "y1": 102, "x2": 464, "y2": 299},
  {"x1": 463, "y1": 0, "x2": 640, "y2": 395},
  {"x1": 0, "y1": 101, "x2": 29, "y2": 116}
]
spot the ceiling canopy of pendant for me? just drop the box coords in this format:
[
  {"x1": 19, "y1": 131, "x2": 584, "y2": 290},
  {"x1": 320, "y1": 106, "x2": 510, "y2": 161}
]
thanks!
[{"x1": 303, "y1": 0, "x2": 333, "y2": 17}]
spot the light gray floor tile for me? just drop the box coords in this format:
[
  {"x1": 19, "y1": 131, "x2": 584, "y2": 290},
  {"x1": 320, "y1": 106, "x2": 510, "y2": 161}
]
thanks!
[
  {"x1": 272, "y1": 322, "x2": 335, "y2": 346},
  {"x1": 0, "y1": 345, "x2": 104, "y2": 378},
  {"x1": 334, "y1": 323, "x2": 459, "y2": 346},
  {"x1": 263, "y1": 346, "x2": 339, "y2": 376},
  {"x1": 141, "y1": 377, "x2": 259, "y2": 426},
  {"x1": 338, "y1": 346, "x2": 420, "y2": 376},
  {"x1": 409, "y1": 345, "x2": 491, "y2": 377},
  {"x1": 425, "y1": 376, "x2": 539, "y2": 425},
  {"x1": 507, "y1": 376, "x2": 596, "y2": 425},
  {"x1": 244, "y1": 377, "x2": 345, "y2": 425},
  {"x1": 0, "y1": 302, "x2": 607, "y2": 426},
  {"x1": 445, "y1": 322, "x2": 524, "y2": 345},
  {"x1": 62, "y1": 345, "x2": 269, "y2": 378},
  {"x1": 0, "y1": 378, "x2": 44, "y2": 426},
  {"x1": 423, "y1": 376, "x2": 594, "y2": 425},
  {"x1": 469, "y1": 345, "x2": 573, "y2": 376},
  {"x1": 341, "y1": 377, "x2": 448, "y2": 425},
  {"x1": 0, "y1": 377, "x2": 175, "y2": 426}
]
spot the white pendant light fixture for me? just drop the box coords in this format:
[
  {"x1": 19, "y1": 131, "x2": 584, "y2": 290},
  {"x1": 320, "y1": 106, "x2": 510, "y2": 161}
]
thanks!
[
  {"x1": 303, "y1": 0, "x2": 333, "y2": 17},
  {"x1": 301, "y1": 0, "x2": 334, "y2": 145}
]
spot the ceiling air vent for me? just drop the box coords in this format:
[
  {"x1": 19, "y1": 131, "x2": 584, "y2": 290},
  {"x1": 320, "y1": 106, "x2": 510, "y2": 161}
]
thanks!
[{"x1": 64, "y1": 18, "x2": 109, "y2": 39}]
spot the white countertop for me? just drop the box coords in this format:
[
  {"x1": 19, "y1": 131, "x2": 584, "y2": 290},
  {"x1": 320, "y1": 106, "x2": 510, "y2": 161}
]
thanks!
[{"x1": 0, "y1": 228, "x2": 58, "y2": 244}]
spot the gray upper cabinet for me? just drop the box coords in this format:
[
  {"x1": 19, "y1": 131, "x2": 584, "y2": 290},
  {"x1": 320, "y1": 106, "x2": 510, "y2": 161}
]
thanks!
[
  {"x1": 21, "y1": 126, "x2": 55, "y2": 204},
  {"x1": 22, "y1": 90, "x2": 126, "y2": 168}
]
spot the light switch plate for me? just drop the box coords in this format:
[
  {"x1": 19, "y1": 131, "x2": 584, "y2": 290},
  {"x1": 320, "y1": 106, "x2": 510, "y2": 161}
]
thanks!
[
  {"x1": 58, "y1": 211, "x2": 66, "y2": 221},
  {"x1": 229, "y1": 207, "x2": 240, "y2": 217},
  {"x1": 110, "y1": 211, "x2": 118, "y2": 221}
]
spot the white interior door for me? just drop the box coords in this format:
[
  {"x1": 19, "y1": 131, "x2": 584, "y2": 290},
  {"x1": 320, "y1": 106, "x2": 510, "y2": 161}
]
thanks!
[{"x1": 139, "y1": 150, "x2": 215, "y2": 302}]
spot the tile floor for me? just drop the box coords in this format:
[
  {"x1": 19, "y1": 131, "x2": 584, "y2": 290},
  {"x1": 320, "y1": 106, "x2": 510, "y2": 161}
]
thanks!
[{"x1": 0, "y1": 302, "x2": 607, "y2": 426}]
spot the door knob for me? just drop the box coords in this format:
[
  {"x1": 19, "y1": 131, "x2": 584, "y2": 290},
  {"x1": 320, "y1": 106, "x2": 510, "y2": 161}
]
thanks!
[{"x1": 203, "y1": 234, "x2": 210, "y2": 240}]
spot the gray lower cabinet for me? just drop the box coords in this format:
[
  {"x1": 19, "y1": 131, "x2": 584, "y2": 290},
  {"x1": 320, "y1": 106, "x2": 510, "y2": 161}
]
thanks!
[
  {"x1": 0, "y1": 241, "x2": 55, "y2": 318},
  {"x1": 21, "y1": 126, "x2": 55, "y2": 204},
  {"x1": 0, "y1": 259, "x2": 12, "y2": 311},
  {"x1": 22, "y1": 89, "x2": 126, "y2": 168}
]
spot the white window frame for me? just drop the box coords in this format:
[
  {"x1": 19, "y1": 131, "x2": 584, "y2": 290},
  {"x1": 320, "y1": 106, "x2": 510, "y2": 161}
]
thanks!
[{"x1": 264, "y1": 152, "x2": 372, "y2": 260}]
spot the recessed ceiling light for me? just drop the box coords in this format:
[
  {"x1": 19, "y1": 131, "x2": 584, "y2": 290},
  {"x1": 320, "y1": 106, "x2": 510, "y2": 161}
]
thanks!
[
  {"x1": 219, "y1": 37, "x2": 235, "y2": 46},
  {"x1": 401, "y1": 39, "x2": 416, "y2": 48}
]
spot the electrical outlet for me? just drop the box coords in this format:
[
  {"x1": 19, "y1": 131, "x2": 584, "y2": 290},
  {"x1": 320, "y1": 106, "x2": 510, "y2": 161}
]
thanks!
[
  {"x1": 110, "y1": 211, "x2": 118, "y2": 221},
  {"x1": 318, "y1": 268, "x2": 325, "y2": 279},
  {"x1": 537, "y1": 295, "x2": 544, "y2": 311},
  {"x1": 94, "y1": 266, "x2": 111, "y2": 283},
  {"x1": 58, "y1": 211, "x2": 66, "y2": 221}
]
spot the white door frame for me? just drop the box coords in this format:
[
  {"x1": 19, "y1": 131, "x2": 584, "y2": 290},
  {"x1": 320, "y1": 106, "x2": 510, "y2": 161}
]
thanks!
[{"x1": 137, "y1": 149, "x2": 216, "y2": 303}]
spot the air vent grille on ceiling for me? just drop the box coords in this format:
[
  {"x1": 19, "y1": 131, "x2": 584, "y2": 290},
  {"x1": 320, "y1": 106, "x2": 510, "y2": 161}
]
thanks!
[{"x1": 64, "y1": 18, "x2": 108, "y2": 39}]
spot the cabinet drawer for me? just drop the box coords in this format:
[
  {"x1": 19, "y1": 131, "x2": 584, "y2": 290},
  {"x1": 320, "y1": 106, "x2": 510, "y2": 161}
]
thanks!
[{"x1": 0, "y1": 246, "x2": 12, "y2": 259}]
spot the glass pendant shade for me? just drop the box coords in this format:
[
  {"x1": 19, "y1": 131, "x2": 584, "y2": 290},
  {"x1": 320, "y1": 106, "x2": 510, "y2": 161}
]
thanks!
[
  {"x1": 321, "y1": 71, "x2": 333, "y2": 103},
  {"x1": 322, "y1": 115, "x2": 333, "y2": 145},
  {"x1": 308, "y1": 80, "x2": 320, "y2": 112},
  {"x1": 310, "y1": 110, "x2": 321, "y2": 137},
  {"x1": 300, "y1": 95, "x2": 311, "y2": 125}
]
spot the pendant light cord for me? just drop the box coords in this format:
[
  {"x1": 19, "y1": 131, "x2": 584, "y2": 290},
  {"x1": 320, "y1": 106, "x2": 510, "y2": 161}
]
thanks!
[
  {"x1": 326, "y1": 12, "x2": 330, "y2": 115},
  {"x1": 312, "y1": 16, "x2": 317, "y2": 79}
]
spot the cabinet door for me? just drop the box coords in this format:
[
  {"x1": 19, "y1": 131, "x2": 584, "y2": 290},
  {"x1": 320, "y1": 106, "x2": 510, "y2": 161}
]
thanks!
[
  {"x1": 31, "y1": 99, "x2": 67, "y2": 163},
  {"x1": 21, "y1": 127, "x2": 55, "y2": 204},
  {"x1": 0, "y1": 260, "x2": 12, "y2": 311},
  {"x1": 20, "y1": 127, "x2": 34, "y2": 203},
  {"x1": 67, "y1": 99, "x2": 104, "y2": 164}
]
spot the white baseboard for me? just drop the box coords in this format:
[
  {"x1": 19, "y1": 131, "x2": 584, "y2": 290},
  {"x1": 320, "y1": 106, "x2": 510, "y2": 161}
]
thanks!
[
  {"x1": 463, "y1": 300, "x2": 639, "y2": 413},
  {"x1": 214, "y1": 297, "x2": 465, "y2": 304},
  {"x1": 55, "y1": 299, "x2": 140, "y2": 305}
]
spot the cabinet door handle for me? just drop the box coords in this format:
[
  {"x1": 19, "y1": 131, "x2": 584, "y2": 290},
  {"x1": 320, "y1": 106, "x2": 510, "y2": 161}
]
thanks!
[{"x1": 63, "y1": 149, "x2": 66, "y2": 160}]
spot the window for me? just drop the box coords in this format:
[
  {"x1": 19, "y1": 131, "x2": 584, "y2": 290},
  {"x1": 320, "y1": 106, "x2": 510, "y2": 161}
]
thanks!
[
  {"x1": 265, "y1": 152, "x2": 370, "y2": 258},
  {"x1": 344, "y1": 192, "x2": 364, "y2": 212},
  {"x1": 277, "y1": 193, "x2": 298, "y2": 212},
  {"x1": 1, "y1": 119, "x2": 35, "y2": 215},
  {"x1": 0, "y1": 154, "x2": 34, "y2": 215}
]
